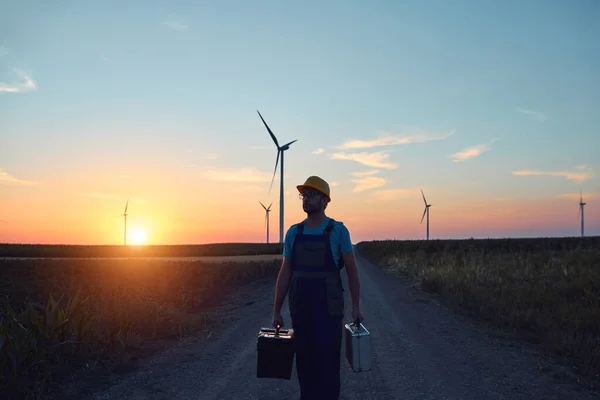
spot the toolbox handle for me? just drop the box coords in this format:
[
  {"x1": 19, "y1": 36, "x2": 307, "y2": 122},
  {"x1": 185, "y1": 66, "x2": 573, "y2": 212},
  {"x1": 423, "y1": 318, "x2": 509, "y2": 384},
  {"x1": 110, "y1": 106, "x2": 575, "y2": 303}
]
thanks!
[{"x1": 261, "y1": 326, "x2": 289, "y2": 336}]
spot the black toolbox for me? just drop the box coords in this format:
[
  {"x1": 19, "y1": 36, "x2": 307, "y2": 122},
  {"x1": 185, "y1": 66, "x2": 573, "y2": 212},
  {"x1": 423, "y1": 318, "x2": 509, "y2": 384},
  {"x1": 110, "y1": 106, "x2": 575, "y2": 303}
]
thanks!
[{"x1": 256, "y1": 327, "x2": 296, "y2": 379}]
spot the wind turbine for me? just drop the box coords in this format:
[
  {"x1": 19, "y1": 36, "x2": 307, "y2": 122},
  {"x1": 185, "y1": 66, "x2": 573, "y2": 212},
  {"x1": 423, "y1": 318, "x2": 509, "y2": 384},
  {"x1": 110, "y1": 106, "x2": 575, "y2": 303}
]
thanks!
[
  {"x1": 260, "y1": 201, "x2": 273, "y2": 243},
  {"x1": 420, "y1": 189, "x2": 431, "y2": 240},
  {"x1": 579, "y1": 190, "x2": 586, "y2": 237},
  {"x1": 257, "y1": 110, "x2": 297, "y2": 244},
  {"x1": 114, "y1": 199, "x2": 129, "y2": 245}
]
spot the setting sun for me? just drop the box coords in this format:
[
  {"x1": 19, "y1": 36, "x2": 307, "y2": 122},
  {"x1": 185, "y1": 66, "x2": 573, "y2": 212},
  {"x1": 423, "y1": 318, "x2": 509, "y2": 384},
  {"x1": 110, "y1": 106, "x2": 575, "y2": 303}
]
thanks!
[{"x1": 129, "y1": 229, "x2": 148, "y2": 245}]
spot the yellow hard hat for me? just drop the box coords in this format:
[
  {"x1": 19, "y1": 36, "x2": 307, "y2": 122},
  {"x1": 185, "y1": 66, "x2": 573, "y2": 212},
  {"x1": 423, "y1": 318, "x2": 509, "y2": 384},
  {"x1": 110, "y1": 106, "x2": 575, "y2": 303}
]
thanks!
[{"x1": 297, "y1": 176, "x2": 331, "y2": 202}]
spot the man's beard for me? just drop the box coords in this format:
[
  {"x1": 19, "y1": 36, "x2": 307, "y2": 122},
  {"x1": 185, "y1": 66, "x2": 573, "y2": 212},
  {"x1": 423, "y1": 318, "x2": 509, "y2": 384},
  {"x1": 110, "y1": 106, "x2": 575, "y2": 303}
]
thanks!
[{"x1": 303, "y1": 202, "x2": 318, "y2": 215}]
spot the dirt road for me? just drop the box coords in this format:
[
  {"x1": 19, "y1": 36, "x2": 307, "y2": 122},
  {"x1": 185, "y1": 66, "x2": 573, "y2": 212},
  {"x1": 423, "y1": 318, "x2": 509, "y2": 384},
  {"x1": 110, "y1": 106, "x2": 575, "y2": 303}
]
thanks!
[{"x1": 74, "y1": 250, "x2": 597, "y2": 400}]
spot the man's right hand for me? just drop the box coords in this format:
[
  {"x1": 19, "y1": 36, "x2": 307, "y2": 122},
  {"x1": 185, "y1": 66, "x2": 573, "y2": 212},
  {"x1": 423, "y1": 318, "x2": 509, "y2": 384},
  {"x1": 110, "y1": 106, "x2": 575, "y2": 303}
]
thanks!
[{"x1": 272, "y1": 311, "x2": 284, "y2": 329}]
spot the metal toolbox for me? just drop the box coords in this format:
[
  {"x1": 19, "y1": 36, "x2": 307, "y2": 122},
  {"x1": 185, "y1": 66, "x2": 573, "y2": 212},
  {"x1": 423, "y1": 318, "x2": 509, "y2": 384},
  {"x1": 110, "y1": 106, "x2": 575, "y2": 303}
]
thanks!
[
  {"x1": 344, "y1": 322, "x2": 371, "y2": 372},
  {"x1": 256, "y1": 327, "x2": 296, "y2": 379}
]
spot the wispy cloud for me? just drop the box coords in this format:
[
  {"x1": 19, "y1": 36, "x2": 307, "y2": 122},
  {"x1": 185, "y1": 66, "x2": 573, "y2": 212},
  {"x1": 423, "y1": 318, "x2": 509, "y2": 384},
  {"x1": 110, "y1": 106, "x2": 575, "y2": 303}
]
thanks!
[
  {"x1": 330, "y1": 181, "x2": 340, "y2": 187},
  {"x1": 0, "y1": 69, "x2": 37, "y2": 93},
  {"x1": 161, "y1": 19, "x2": 189, "y2": 32},
  {"x1": 351, "y1": 170, "x2": 380, "y2": 177},
  {"x1": 330, "y1": 151, "x2": 398, "y2": 169},
  {"x1": 372, "y1": 188, "x2": 416, "y2": 201},
  {"x1": 312, "y1": 148, "x2": 325, "y2": 155},
  {"x1": 512, "y1": 166, "x2": 593, "y2": 183},
  {"x1": 575, "y1": 164, "x2": 588, "y2": 170},
  {"x1": 0, "y1": 46, "x2": 10, "y2": 57},
  {"x1": 351, "y1": 176, "x2": 387, "y2": 192},
  {"x1": 450, "y1": 138, "x2": 498, "y2": 163},
  {"x1": 557, "y1": 192, "x2": 599, "y2": 201},
  {"x1": 516, "y1": 107, "x2": 547, "y2": 122},
  {"x1": 249, "y1": 145, "x2": 272, "y2": 150},
  {"x1": 202, "y1": 153, "x2": 219, "y2": 160},
  {"x1": 335, "y1": 129, "x2": 455, "y2": 150},
  {"x1": 0, "y1": 169, "x2": 37, "y2": 186},
  {"x1": 201, "y1": 167, "x2": 274, "y2": 183}
]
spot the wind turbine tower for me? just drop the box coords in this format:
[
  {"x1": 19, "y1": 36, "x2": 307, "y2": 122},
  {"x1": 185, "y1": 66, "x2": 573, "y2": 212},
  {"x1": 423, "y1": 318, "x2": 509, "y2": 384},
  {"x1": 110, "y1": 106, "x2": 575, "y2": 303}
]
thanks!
[
  {"x1": 116, "y1": 199, "x2": 129, "y2": 246},
  {"x1": 579, "y1": 190, "x2": 586, "y2": 237},
  {"x1": 420, "y1": 190, "x2": 432, "y2": 240},
  {"x1": 257, "y1": 110, "x2": 298, "y2": 244},
  {"x1": 260, "y1": 201, "x2": 273, "y2": 243}
]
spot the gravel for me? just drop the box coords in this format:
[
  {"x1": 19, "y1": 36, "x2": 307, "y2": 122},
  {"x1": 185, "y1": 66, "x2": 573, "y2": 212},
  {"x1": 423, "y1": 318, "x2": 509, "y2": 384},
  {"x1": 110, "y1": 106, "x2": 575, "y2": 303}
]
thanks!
[{"x1": 64, "y1": 249, "x2": 598, "y2": 400}]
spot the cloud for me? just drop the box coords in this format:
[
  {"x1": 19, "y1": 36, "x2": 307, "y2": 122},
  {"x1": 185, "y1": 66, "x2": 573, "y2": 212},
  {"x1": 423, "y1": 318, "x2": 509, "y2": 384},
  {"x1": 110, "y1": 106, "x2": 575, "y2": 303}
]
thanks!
[
  {"x1": 516, "y1": 107, "x2": 547, "y2": 122},
  {"x1": 450, "y1": 139, "x2": 498, "y2": 163},
  {"x1": 351, "y1": 176, "x2": 387, "y2": 192},
  {"x1": 161, "y1": 19, "x2": 189, "y2": 32},
  {"x1": 0, "y1": 46, "x2": 10, "y2": 57},
  {"x1": 372, "y1": 188, "x2": 416, "y2": 201},
  {"x1": 201, "y1": 167, "x2": 274, "y2": 183},
  {"x1": 575, "y1": 164, "x2": 588, "y2": 170},
  {"x1": 0, "y1": 69, "x2": 37, "y2": 93},
  {"x1": 330, "y1": 151, "x2": 398, "y2": 169},
  {"x1": 312, "y1": 148, "x2": 325, "y2": 155},
  {"x1": 203, "y1": 153, "x2": 219, "y2": 160},
  {"x1": 351, "y1": 170, "x2": 380, "y2": 177},
  {"x1": 512, "y1": 167, "x2": 593, "y2": 183},
  {"x1": 557, "y1": 192, "x2": 599, "y2": 201},
  {"x1": 335, "y1": 129, "x2": 455, "y2": 150},
  {"x1": 0, "y1": 169, "x2": 37, "y2": 186},
  {"x1": 249, "y1": 145, "x2": 272, "y2": 150},
  {"x1": 330, "y1": 181, "x2": 340, "y2": 187}
]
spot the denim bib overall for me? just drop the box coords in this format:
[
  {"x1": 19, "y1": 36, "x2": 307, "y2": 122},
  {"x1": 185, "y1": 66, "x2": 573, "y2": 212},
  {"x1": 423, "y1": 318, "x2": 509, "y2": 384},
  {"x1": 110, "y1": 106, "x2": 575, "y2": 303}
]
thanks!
[{"x1": 288, "y1": 218, "x2": 344, "y2": 400}]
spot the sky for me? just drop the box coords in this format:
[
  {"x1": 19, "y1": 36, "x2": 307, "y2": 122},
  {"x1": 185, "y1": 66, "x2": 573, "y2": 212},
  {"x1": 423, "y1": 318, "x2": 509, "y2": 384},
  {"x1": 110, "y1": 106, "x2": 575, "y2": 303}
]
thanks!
[{"x1": 1, "y1": 1, "x2": 599, "y2": 245}]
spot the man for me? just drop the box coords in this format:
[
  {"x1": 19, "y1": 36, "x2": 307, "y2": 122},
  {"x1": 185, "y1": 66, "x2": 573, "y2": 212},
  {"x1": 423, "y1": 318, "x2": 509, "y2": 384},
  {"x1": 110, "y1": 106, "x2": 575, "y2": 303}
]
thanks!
[{"x1": 271, "y1": 175, "x2": 364, "y2": 400}]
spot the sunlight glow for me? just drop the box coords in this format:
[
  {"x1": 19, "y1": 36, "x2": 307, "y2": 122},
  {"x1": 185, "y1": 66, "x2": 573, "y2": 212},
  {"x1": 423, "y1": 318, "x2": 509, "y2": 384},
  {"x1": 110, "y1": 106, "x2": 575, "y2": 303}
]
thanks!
[{"x1": 129, "y1": 229, "x2": 148, "y2": 245}]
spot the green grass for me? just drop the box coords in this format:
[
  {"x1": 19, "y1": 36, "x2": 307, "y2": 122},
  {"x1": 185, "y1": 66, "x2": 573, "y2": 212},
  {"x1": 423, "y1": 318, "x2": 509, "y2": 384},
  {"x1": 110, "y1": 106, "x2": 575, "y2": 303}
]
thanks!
[
  {"x1": 0, "y1": 243, "x2": 284, "y2": 258},
  {"x1": 355, "y1": 236, "x2": 600, "y2": 384},
  {"x1": 0, "y1": 257, "x2": 282, "y2": 399}
]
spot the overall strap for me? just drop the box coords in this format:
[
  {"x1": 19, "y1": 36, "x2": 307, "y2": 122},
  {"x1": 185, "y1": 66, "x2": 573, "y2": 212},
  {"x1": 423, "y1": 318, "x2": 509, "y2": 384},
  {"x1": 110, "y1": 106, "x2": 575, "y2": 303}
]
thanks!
[{"x1": 324, "y1": 218, "x2": 336, "y2": 235}]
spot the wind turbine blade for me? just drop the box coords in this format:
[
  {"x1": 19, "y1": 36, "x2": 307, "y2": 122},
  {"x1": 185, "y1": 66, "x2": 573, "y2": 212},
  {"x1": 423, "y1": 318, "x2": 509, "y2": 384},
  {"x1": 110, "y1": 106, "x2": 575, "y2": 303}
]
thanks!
[
  {"x1": 257, "y1": 110, "x2": 280, "y2": 148},
  {"x1": 420, "y1": 207, "x2": 427, "y2": 224},
  {"x1": 282, "y1": 139, "x2": 297, "y2": 147},
  {"x1": 421, "y1": 189, "x2": 427, "y2": 206},
  {"x1": 268, "y1": 150, "x2": 280, "y2": 195},
  {"x1": 260, "y1": 201, "x2": 267, "y2": 210},
  {"x1": 268, "y1": 202, "x2": 272, "y2": 210},
  {"x1": 124, "y1": 199, "x2": 129, "y2": 214}
]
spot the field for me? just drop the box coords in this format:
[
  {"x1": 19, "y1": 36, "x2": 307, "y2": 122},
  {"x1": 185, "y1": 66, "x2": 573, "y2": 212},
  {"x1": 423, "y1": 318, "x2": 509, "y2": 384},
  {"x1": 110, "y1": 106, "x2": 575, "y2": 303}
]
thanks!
[
  {"x1": 0, "y1": 255, "x2": 283, "y2": 399},
  {"x1": 3, "y1": 236, "x2": 600, "y2": 398},
  {"x1": 355, "y1": 236, "x2": 600, "y2": 383},
  {"x1": 0, "y1": 243, "x2": 284, "y2": 258}
]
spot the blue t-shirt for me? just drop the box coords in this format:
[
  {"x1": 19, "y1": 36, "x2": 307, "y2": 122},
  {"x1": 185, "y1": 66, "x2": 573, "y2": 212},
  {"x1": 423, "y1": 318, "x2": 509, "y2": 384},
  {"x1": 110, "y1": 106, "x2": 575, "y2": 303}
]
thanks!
[{"x1": 282, "y1": 217, "x2": 353, "y2": 269}]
